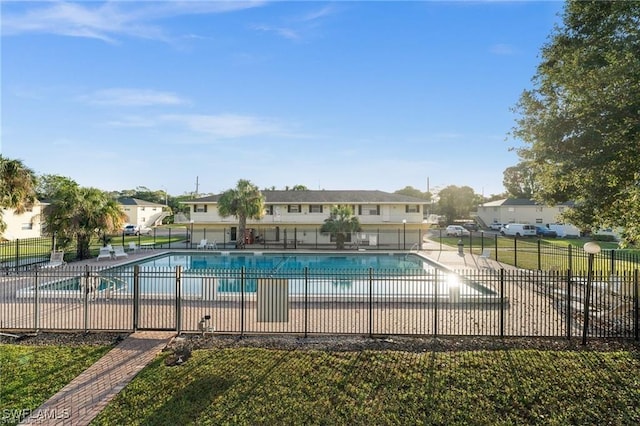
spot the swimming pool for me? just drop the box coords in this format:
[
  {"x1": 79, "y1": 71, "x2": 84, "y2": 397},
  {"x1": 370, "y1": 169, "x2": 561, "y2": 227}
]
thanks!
[
  {"x1": 17, "y1": 252, "x2": 495, "y2": 300},
  {"x1": 107, "y1": 252, "x2": 494, "y2": 299}
]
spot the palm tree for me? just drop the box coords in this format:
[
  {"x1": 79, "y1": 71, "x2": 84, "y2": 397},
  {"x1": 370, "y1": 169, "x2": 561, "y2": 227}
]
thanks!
[
  {"x1": 0, "y1": 156, "x2": 37, "y2": 233},
  {"x1": 43, "y1": 177, "x2": 127, "y2": 259},
  {"x1": 320, "y1": 205, "x2": 361, "y2": 249},
  {"x1": 217, "y1": 179, "x2": 265, "y2": 248}
]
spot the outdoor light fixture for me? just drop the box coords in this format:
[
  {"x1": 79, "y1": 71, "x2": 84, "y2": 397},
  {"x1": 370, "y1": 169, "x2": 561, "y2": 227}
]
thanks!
[{"x1": 582, "y1": 241, "x2": 601, "y2": 345}]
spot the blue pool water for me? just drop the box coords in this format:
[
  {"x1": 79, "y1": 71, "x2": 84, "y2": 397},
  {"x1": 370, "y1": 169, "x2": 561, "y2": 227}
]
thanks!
[
  {"x1": 137, "y1": 252, "x2": 428, "y2": 272},
  {"x1": 21, "y1": 252, "x2": 493, "y2": 299}
]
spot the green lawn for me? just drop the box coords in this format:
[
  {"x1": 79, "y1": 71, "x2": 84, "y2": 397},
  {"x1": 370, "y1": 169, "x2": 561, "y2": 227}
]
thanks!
[
  {"x1": 0, "y1": 344, "x2": 112, "y2": 425},
  {"x1": 92, "y1": 346, "x2": 640, "y2": 425}
]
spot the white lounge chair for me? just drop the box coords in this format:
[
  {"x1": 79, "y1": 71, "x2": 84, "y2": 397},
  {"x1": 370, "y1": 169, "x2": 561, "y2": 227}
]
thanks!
[
  {"x1": 479, "y1": 249, "x2": 492, "y2": 268},
  {"x1": 196, "y1": 239, "x2": 208, "y2": 249},
  {"x1": 42, "y1": 251, "x2": 65, "y2": 268},
  {"x1": 128, "y1": 242, "x2": 140, "y2": 253},
  {"x1": 97, "y1": 246, "x2": 113, "y2": 261},
  {"x1": 113, "y1": 246, "x2": 128, "y2": 259},
  {"x1": 206, "y1": 240, "x2": 217, "y2": 249}
]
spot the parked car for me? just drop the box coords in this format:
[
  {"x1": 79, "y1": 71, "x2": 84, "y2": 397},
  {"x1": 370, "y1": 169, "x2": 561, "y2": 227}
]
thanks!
[
  {"x1": 461, "y1": 222, "x2": 479, "y2": 232},
  {"x1": 500, "y1": 223, "x2": 536, "y2": 237},
  {"x1": 124, "y1": 225, "x2": 152, "y2": 236},
  {"x1": 446, "y1": 225, "x2": 470, "y2": 237},
  {"x1": 535, "y1": 226, "x2": 558, "y2": 238},
  {"x1": 489, "y1": 223, "x2": 503, "y2": 231}
]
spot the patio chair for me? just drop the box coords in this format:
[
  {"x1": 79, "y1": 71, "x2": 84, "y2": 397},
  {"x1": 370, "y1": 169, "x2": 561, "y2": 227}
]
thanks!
[
  {"x1": 97, "y1": 246, "x2": 113, "y2": 261},
  {"x1": 128, "y1": 242, "x2": 140, "y2": 253},
  {"x1": 197, "y1": 239, "x2": 208, "y2": 249},
  {"x1": 206, "y1": 240, "x2": 217, "y2": 249},
  {"x1": 478, "y1": 249, "x2": 492, "y2": 268},
  {"x1": 113, "y1": 246, "x2": 128, "y2": 259},
  {"x1": 42, "y1": 251, "x2": 65, "y2": 268}
]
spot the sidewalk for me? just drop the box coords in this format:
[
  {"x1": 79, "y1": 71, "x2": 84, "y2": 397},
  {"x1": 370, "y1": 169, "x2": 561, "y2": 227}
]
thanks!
[
  {"x1": 420, "y1": 239, "x2": 518, "y2": 271},
  {"x1": 20, "y1": 331, "x2": 175, "y2": 426}
]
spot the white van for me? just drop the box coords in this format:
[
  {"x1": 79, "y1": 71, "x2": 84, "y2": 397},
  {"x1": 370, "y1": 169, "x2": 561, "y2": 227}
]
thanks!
[{"x1": 500, "y1": 223, "x2": 536, "y2": 237}]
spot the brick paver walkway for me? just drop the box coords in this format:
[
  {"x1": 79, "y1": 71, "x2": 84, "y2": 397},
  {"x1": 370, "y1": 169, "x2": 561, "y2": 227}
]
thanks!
[{"x1": 19, "y1": 331, "x2": 175, "y2": 426}]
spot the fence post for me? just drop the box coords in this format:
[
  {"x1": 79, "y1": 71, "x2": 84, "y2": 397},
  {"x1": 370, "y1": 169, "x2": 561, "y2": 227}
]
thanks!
[
  {"x1": 433, "y1": 270, "x2": 438, "y2": 337},
  {"x1": 513, "y1": 237, "x2": 518, "y2": 268},
  {"x1": 369, "y1": 267, "x2": 373, "y2": 338},
  {"x1": 34, "y1": 267, "x2": 39, "y2": 332},
  {"x1": 241, "y1": 266, "x2": 245, "y2": 336},
  {"x1": 469, "y1": 231, "x2": 472, "y2": 254},
  {"x1": 133, "y1": 265, "x2": 140, "y2": 331},
  {"x1": 176, "y1": 265, "x2": 182, "y2": 333},
  {"x1": 537, "y1": 239, "x2": 541, "y2": 270},
  {"x1": 304, "y1": 267, "x2": 309, "y2": 338},
  {"x1": 500, "y1": 269, "x2": 505, "y2": 338},
  {"x1": 15, "y1": 239, "x2": 19, "y2": 272},
  {"x1": 635, "y1": 269, "x2": 639, "y2": 342},
  {"x1": 568, "y1": 245, "x2": 573, "y2": 272},
  {"x1": 566, "y1": 269, "x2": 572, "y2": 341},
  {"x1": 494, "y1": 234, "x2": 498, "y2": 262},
  {"x1": 83, "y1": 265, "x2": 90, "y2": 333}
]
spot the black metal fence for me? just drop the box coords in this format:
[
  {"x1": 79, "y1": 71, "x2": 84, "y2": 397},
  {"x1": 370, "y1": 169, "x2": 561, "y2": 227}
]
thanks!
[
  {"x1": 437, "y1": 230, "x2": 640, "y2": 273},
  {"x1": 185, "y1": 226, "x2": 425, "y2": 251},
  {"x1": 2, "y1": 265, "x2": 637, "y2": 342}
]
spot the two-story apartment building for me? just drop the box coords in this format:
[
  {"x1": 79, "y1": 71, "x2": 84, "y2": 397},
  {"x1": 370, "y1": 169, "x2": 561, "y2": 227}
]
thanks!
[
  {"x1": 185, "y1": 190, "x2": 429, "y2": 247},
  {"x1": 118, "y1": 197, "x2": 169, "y2": 229},
  {"x1": 477, "y1": 198, "x2": 580, "y2": 233},
  {"x1": 1, "y1": 201, "x2": 45, "y2": 240}
]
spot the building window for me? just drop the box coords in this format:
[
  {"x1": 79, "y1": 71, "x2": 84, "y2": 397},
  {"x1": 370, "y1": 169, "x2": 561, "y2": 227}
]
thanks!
[
  {"x1": 508, "y1": 207, "x2": 515, "y2": 212},
  {"x1": 141, "y1": 207, "x2": 145, "y2": 211},
  {"x1": 265, "y1": 205, "x2": 274, "y2": 215},
  {"x1": 358, "y1": 205, "x2": 380, "y2": 215},
  {"x1": 21, "y1": 223, "x2": 33, "y2": 230},
  {"x1": 194, "y1": 204, "x2": 207, "y2": 213},
  {"x1": 536, "y1": 207, "x2": 543, "y2": 212},
  {"x1": 309, "y1": 205, "x2": 323, "y2": 213},
  {"x1": 405, "y1": 205, "x2": 420, "y2": 213},
  {"x1": 288, "y1": 204, "x2": 302, "y2": 213},
  {"x1": 536, "y1": 218, "x2": 543, "y2": 223}
]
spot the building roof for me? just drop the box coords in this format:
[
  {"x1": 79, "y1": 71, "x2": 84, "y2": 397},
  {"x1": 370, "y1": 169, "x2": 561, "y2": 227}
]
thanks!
[
  {"x1": 118, "y1": 197, "x2": 165, "y2": 207},
  {"x1": 186, "y1": 190, "x2": 428, "y2": 204},
  {"x1": 480, "y1": 198, "x2": 575, "y2": 207}
]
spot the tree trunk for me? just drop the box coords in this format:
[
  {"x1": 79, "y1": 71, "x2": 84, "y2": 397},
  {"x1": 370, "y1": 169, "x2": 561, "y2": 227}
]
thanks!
[
  {"x1": 336, "y1": 233, "x2": 345, "y2": 250},
  {"x1": 237, "y1": 215, "x2": 247, "y2": 249},
  {"x1": 76, "y1": 234, "x2": 91, "y2": 259}
]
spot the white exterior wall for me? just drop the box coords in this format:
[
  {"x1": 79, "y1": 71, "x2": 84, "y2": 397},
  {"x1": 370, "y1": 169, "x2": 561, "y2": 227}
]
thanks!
[
  {"x1": 190, "y1": 203, "x2": 425, "y2": 226},
  {"x1": 121, "y1": 205, "x2": 164, "y2": 227},
  {"x1": 477, "y1": 204, "x2": 569, "y2": 227},
  {"x1": 1, "y1": 204, "x2": 44, "y2": 240}
]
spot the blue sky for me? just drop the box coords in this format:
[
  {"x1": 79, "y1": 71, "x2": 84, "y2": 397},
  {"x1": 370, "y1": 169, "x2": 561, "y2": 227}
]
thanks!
[{"x1": 1, "y1": 1, "x2": 564, "y2": 197}]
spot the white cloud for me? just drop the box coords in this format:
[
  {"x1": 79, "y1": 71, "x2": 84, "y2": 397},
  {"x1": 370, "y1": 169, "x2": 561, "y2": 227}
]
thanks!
[
  {"x1": 160, "y1": 113, "x2": 285, "y2": 139},
  {"x1": 81, "y1": 88, "x2": 188, "y2": 107},
  {"x1": 251, "y1": 24, "x2": 300, "y2": 40},
  {"x1": 1, "y1": 1, "x2": 266, "y2": 42}
]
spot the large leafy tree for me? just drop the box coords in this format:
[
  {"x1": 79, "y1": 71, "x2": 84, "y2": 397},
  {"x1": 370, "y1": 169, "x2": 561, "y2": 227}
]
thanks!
[
  {"x1": 217, "y1": 179, "x2": 265, "y2": 248},
  {"x1": 437, "y1": 185, "x2": 479, "y2": 224},
  {"x1": 502, "y1": 163, "x2": 539, "y2": 199},
  {"x1": 0, "y1": 156, "x2": 37, "y2": 233},
  {"x1": 511, "y1": 1, "x2": 640, "y2": 245},
  {"x1": 320, "y1": 205, "x2": 361, "y2": 250},
  {"x1": 43, "y1": 177, "x2": 127, "y2": 259}
]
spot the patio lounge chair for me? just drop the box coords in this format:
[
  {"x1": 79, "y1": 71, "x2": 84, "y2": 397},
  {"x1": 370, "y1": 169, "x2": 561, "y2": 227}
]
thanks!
[
  {"x1": 97, "y1": 245, "x2": 113, "y2": 261},
  {"x1": 197, "y1": 239, "x2": 208, "y2": 249},
  {"x1": 478, "y1": 249, "x2": 492, "y2": 268},
  {"x1": 128, "y1": 242, "x2": 140, "y2": 253},
  {"x1": 42, "y1": 251, "x2": 65, "y2": 268},
  {"x1": 113, "y1": 246, "x2": 128, "y2": 259}
]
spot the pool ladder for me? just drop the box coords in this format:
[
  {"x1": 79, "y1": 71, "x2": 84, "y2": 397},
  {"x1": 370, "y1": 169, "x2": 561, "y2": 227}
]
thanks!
[{"x1": 269, "y1": 256, "x2": 292, "y2": 277}]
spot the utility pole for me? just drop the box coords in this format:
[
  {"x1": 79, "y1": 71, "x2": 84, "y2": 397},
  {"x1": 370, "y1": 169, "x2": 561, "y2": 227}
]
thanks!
[{"x1": 194, "y1": 176, "x2": 199, "y2": 197}]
